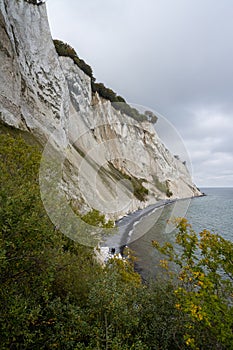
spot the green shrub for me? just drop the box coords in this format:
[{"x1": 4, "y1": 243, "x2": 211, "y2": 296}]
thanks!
[
  {"x1": 81, "y1": 209, "x2": 114, "y2": 228},
  {"x1": 73, "y1": 56, "x2": 94, "y2": 79},
  {"x1": 25, "y1": 0, "x2": 44, "y2": 4},
  {"x1": 54, "y1": 39, "x2": 94, "y2": 79},
  {"x1": 166, "y1": 189, "x2": 173, "y2": 197},
  {"x1": 112, "y1": 102, "x2": 148, "y2": 122},
  {"x1": 92, "y1": 82, "x2": 148, "y2": 122},
  {"x1": 116, "y1": 95, "x2": 126, "y2": 103},
  {"x1": 153, "y1": 218, "x2": 233, "y2": 350},
  {"x1": 92, "y1": 82, "x2": 118, "y2": 102},
  {"x1": 144, "y1": 110, "x2": 158, "y2": 123}
]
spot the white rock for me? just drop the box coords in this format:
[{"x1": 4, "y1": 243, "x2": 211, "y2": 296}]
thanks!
[{"x1": 0, "y1": 0, "x2": 202, "y2": 224}]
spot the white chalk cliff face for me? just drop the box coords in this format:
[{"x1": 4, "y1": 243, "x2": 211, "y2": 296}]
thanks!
[{"x1": 0, "y1": 0, "x2": 202, "y2": 221}]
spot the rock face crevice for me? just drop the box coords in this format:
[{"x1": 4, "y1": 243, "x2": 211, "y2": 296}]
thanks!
[{"x1": 0, "y1": 0, "x2": 202, "y2": 220}]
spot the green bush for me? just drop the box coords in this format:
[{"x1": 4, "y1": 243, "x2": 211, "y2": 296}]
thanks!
[
  {"x1": 153, "y1": 218, "x2": 233, "y2": 350},
  {"x1": 54, "y1": 39, "x2": 94, "y2": 79},
  {"x1": 112, "y1": 102, "x2": 148, "y2": 122},
  {"x1": 92, "y1": 82, "x2": 147, "y2": 123},
  {"x1": 166, "y1": 189, "x2": 173, "y2": 197},
  {"x1": 25, "y1": 0, "x2": 44, "y2": 4},
  {"x1": 144, "y1": 110, "x2": 158, "y2": 123},
  {"x1": 81, "y1": 209, "x2": 114, "y2": 228},
  {"x1": 92, "y1": 82, "x2": 118, "y2": 102}
]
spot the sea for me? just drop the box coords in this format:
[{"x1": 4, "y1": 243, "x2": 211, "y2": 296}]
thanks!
[{"x1": 103, "y1": 188, "x2": 233, "y2": 279}]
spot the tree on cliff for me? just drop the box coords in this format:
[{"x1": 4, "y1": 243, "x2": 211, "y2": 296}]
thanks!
[{"x1": 153, "y1": 218, "x2": 233, "y2": 349}]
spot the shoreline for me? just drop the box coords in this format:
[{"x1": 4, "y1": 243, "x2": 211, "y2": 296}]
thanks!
[{"x1": 101, "y1": 193, "x2": 205, "y2": 259}]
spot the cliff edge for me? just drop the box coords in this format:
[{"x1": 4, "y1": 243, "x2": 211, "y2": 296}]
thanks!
[{"x1": 0, "y1": 0, "x2": 202, "y2": 221}]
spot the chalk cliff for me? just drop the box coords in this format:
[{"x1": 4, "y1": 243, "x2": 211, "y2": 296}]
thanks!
[{"x1": 0, "y1": 0, "x2": 201, "y2": 221}]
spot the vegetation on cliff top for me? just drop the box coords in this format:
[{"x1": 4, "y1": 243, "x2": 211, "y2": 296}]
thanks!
[
  {"x1": 25, "y1": 0, "x2": 45, "y2": 5},
  {"x1": 0, "y1": 130, "x2": 232, "y2": 349},
  {"x1": 53, "y1": 39, "x2": 158, "y2": 124}
]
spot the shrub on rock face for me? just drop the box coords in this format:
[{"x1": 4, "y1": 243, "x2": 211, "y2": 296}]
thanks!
[
  {"x1": 92, "y1": 82, "x2": 118, "y2": 102},
  {"x1": 54, "y1": 40, "x2": 77, "y2": 59},
  {"x1": 116, "y1": 95, "x2": 126, "y2": 103},
  {"x1": 54, "y1": 39, "x2": 94, "y2": 79},
  {"x1": 25, "y1": 0, "x2": 45, "y2": 5},
  {"x1": 144, "y1": 110, "x2": 158, "y2": 123},
  {"x1": 73, "y1": 57, "x2": 94, "y2": 79},
  {"x1": 166, "y1": 189, "x2": 173, "y2": 198}
]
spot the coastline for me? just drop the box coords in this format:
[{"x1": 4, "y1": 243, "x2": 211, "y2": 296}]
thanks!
[{"x1": 101, "y1": 193, "x2": 205, "y2": 260}]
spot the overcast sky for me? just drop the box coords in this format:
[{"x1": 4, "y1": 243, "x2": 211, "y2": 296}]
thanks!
[{"x1": 47, "y1": 0, "x2": 233, "y2": 187}]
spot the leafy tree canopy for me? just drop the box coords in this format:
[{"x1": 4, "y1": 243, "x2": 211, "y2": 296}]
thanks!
[{"x1": 153, "y1": 218, "x2": 233, "y2": 350}]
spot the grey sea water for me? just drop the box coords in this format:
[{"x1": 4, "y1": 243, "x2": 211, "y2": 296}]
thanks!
[
  {"x1": 126, "y1": 188, "x2": 233, "y2": 278},
  {"x1": 186, "y1": 187, "x2": 233, "y2": 241}
]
